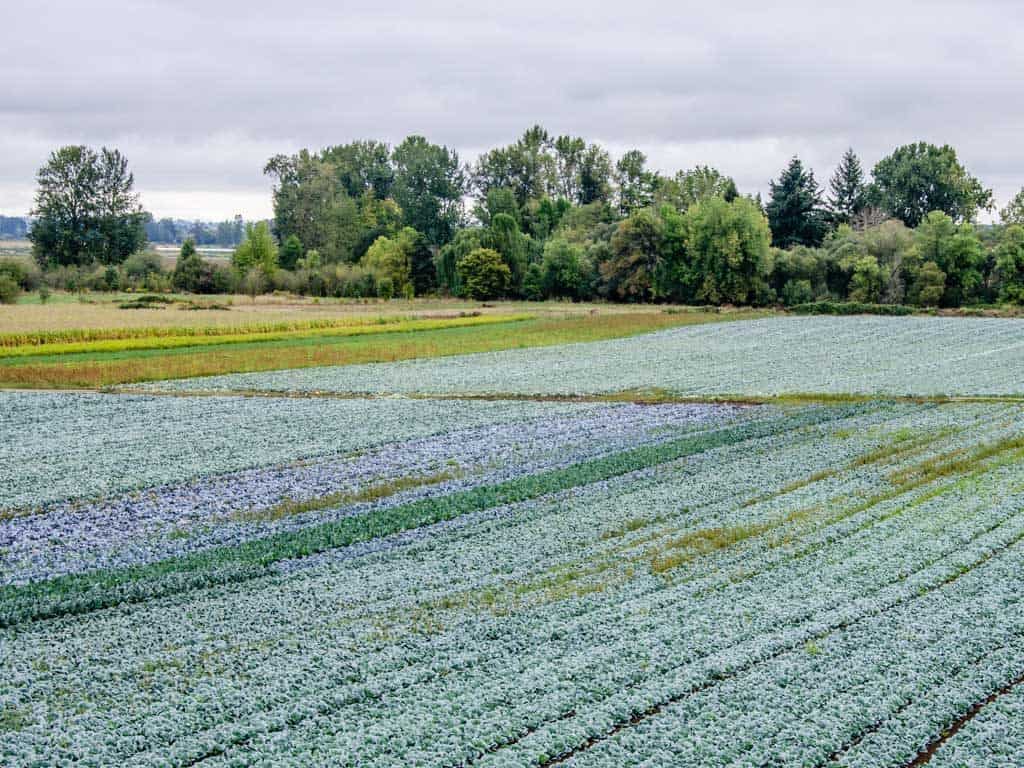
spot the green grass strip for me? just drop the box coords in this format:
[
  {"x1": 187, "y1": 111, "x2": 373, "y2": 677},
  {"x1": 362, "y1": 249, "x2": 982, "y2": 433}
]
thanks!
[
  {"x1": 0, "y1": 314, "x2": 531, "y2": 358},
  {"x1": 0, "y1": 403, "x2": 865, "y2": 628}
]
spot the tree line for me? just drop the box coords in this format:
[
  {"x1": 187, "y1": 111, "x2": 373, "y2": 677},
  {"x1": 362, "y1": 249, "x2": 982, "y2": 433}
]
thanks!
[
  {"x1": 145, "y1": 216, "x2": 245, "y2": 247},
  {"x1": 22, "y1": 129, "x2": 1024, "y2": 307}
]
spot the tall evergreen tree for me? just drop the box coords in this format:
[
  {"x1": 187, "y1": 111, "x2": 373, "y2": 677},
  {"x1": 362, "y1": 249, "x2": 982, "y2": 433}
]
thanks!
[
  {"x1": 765, "y1": 156, "x2": 828, "y2": 248},
  {"x1": 828, "y1": 148, "x2": 867, "y2": 224}
]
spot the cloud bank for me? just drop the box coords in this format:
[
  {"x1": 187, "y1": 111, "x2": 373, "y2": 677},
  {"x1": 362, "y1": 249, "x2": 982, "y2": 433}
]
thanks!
[{"x1": 2, "y1": 0, "x2": 1021, "y2": 220}]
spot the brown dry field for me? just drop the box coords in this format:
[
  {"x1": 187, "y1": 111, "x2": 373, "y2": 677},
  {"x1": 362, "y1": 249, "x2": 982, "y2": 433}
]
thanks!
[{"x1": 0, "y1": 294, "x2": 698, "y2": 334}]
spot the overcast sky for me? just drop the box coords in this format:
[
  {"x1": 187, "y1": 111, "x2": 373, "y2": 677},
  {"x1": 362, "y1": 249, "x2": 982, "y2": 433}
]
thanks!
[{"x1": 2, "y1": 0, "x2": 1022, "y2": 221}]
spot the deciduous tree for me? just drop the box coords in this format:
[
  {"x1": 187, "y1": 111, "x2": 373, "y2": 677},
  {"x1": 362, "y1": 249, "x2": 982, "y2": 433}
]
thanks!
[
  {"x1": 870, "y1": 142, "x2": 993, "y2": 228},
  {"x1": 30, "y1": 146, "x2": 146, "y2": 267}
]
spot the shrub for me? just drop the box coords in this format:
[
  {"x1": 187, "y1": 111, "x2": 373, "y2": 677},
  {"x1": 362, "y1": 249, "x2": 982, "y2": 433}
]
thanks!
[
  {"x1": 104, "y1": 265, "x2": 121, "y2": 291},
  {"x1": 210, "y1": 265, "x2": 236, "y2": 294},
  {"x1": 781, "y1": 278, "x2": 815, "y2": 306},
  {"x1": 325, "y1": 264, "x2": 375, "y2": 298},
  {"x1": 240, "y1": 267, "x2": 267, "y2": 299},
  {"x1": 790, "y1": 300, "x2": 917, "y2": 316},
  {"x1": 172, "y1": 239, "x2": 213, "y2": 293},
  {"x1": 122, "y1": 252, "x2": 164, "y2": 282},
  {"x1": 0, "y1": 275, "x2": 21, "y2": 304},
  {"x1": 457, "y1": 248, "x2": 511, "y2": 300},
  {"x1": 0, "y1": 258, "x2": 41, "y2": 290},
  {"x1": 915, "y1": 261, "x2": 947, "y2": 307}
]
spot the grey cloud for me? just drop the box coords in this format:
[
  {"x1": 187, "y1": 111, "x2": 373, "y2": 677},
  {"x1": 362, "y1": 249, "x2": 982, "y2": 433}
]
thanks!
[{"x1": 1, "y1": 0, "x2": 1022, "y2": 219}]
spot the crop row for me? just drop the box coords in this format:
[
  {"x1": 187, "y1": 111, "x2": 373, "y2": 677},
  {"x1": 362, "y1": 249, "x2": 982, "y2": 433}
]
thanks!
[
  {"x1": 1, "y1": 402, "x2": 742, "y2": 585},
  {"x1": 0, "y1": 402, "x2": 838, "y2": 625},
  {"x1": 0, "y1": 391, "x2": 602, "y2": 511},
  {"x1": 0, "y1": 312, "x2": 493, "y2": 347},
  {"x1": 0, "y1": 314, "x2": 528, "y2": 359},
  {"x1": 137, "y1": 315, "x2": 1024, "y2": 397},
  {"x1": 3, "y1": 401, "x2": 1024, "y2": 765}
]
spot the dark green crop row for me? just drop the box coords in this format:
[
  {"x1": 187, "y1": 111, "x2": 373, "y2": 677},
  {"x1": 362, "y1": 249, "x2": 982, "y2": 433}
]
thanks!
[{"x1": 0, "y1": 404, "x2": 867, "y2": 628}]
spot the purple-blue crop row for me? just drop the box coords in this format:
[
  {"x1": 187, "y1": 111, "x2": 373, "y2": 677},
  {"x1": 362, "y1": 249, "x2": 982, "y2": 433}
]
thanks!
[{"x1": 0, "y1": 402, "x2": 743, "y2": 586}]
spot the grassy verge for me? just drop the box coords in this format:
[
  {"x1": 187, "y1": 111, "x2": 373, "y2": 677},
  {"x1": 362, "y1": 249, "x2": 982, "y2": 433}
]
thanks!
[
  {"x1": 0, "y1": 309, "x2": 772, "y2": 389},
  {"x1": 0, "y1": 404, "x2": 850, "y2": 627}
]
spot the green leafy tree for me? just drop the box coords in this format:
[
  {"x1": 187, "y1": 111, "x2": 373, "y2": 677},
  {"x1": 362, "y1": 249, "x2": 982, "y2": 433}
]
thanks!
[
  {"x1": 663, "y1": 197, "x2": 771, "y2": 304},
  {"x1": 552, "y1": 135, "x2": 585, "y2": 203},
  {"x1": 29, "y1": 145, "x2": 147, "y2": 267},
  {"x1": 766, "y1": 156, "x2": 828, "y2": 248},
  {"x1": 848, "y1": 255, "x2": 884, "y2": 303},
  {"x1": 232, "y1": 222, "x2": 278, "y2": 277},
  {"x1": 279, "y1": 234, "x2": 303, "y2": 271},
  {"x1": 457, "y1": 247, "x2": 511, "y2": 299},
  {"x1": 577, "y1": 144, "x2": 613, "y2": 205},
  {"x1": 781, "y1": 278, "x2": 814, "y2": 306},
  {"x1": 320, "y1": 140, "x2": 394, "y2": 199},
  {"x1": 614, "y1": 150, "x2": 658, "y2": 215},
  {"x1": 540, "y1": 238, "x2": 585, "y2": 299},
  {"x1": 522, "y1": 196, "x2": 570, "y2": 241},
  {"x1": 600, "y1": 209, "x2": 664, "y2": 300},
  {"x1": 1001, "y1": 188, "x2": 1024, "y2": 226},
  {"x1": 436, "y1": 229, "x2": 484, "y2": 296},
  {"x1": 912, "y1": 211, "x2": 985, "y2": 306},
  {"x1": 391, "y1": 135, "x2": 466, "y2": 246},
  {"x1": 915, "y1": 261, "x2": 947, "y2": 307},
  {"x1": 486, "y1": 213, "x2": 530, "y2": 292},
  {"x1": 361, "y1": 229, "x2": 417, "y2": 296},
  {"x1": 240, "y1": 266, "x2": 267, "y2": 299},
  {"x1": 860, "y1": 219, "x2": 916, "y2": 304},
  {"x1": 551, "y1": 136, "x2": 612, "y2": 206},
  {"x1": 355, "y1": 194, "x2": 404, "y2": 257},
  {"x1": 995, "y1": 225, "x2": 1024, "y2": 303},
  {"x1": 403, "y1": 228, "x2": 436, "y2": 295},
  {"x1": 471, "y1": 125, "x2": 557, "y2": 209},
  {"x1": 769, "y1": 245, "x2": 829, "y2": 303},
  {"x1": 870, "y1": 142, "x2": 993, "y2": 227},
  {"x1": 172, "y1": 238, "x2": 211, "y2": 292},
  {"x1": 264, "y1": 151, "x2": 362, "y2": 263},
  {"x1": 474, "y1": 187, "x2": 520, "y2": 228},
  {"x1": 659, "y1": 166, "x2": 739, "y2": 211},
  {"x1": 828, "y1": 148, "x2": 868, "y2": 225}
]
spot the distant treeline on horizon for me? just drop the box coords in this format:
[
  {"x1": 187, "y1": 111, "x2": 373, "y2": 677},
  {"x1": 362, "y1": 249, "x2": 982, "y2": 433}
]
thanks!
[
  {"x1": 11, "y1": 127, "x2": 1024, "y2": 308},
  {"x1": 0, "y1": 214, "x2": 254, "y2": 247}
]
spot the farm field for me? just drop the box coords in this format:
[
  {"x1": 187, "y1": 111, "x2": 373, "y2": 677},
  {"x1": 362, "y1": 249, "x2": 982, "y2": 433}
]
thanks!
[
  {"x1": 0, "y1": 294, "x2": 736, "y2": 333},
  {"x1": 141, "y1": 314, "x2": 1024, "y2": 399},
  {"x1": 2, "y1": 314, "x2": 1024, "y2": 766},
  {"x1": 0, "y1": 306, "x2": 765, "y2": 389}
]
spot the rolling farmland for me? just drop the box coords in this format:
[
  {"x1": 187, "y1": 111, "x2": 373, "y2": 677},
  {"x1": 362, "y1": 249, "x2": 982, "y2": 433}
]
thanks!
[{"x1": 2, "y1": 315, "x2": 1024, "y2": 766}]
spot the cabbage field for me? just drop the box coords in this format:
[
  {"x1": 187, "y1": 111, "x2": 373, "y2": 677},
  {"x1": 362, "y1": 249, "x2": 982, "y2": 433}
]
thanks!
[
  {"x1": 137, "y1": 315, "x2": 1024, "y2": 397},
  {"x1": 3, "y1": 315, "x2": 1024, "y2": 766}
]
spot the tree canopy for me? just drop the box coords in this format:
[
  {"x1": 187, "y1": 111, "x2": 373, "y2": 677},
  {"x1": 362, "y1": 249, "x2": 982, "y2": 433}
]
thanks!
[
  {"x1": 30, "y1": 146, "x2": 147, "y2": 267},
  {"x1": 870, "y1": 142, "x2": 993, "y2": 228}
]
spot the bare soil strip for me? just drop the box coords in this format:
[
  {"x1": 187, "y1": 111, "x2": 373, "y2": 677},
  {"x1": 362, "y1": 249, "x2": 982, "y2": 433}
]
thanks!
[{"x1": 902, "y1": 671, "x2": 1024, "y2": 767}]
